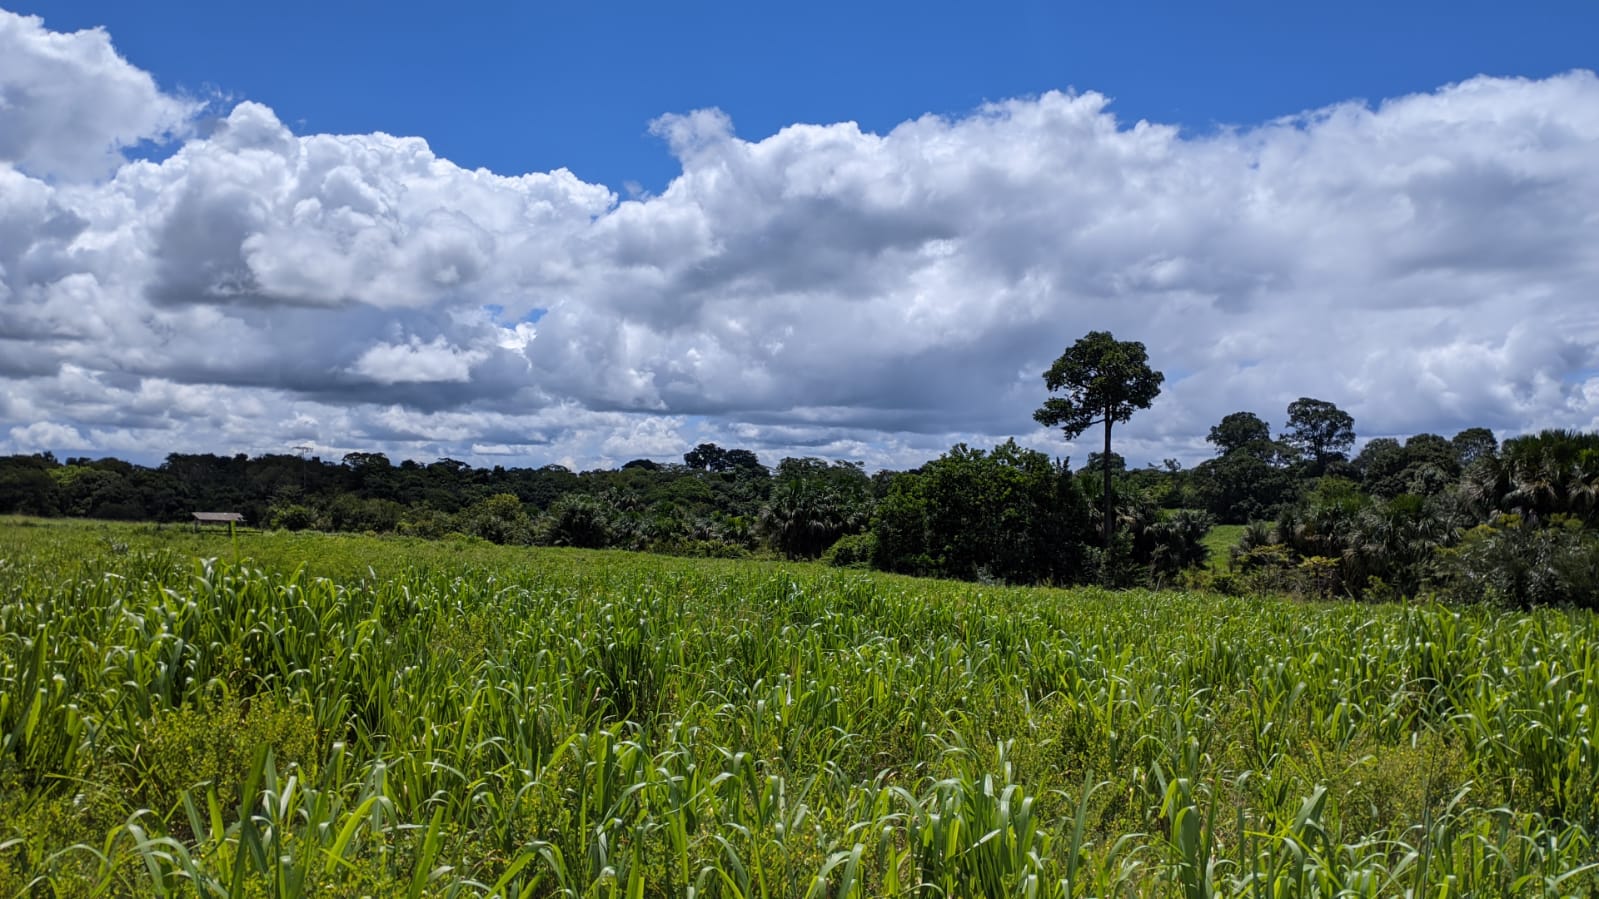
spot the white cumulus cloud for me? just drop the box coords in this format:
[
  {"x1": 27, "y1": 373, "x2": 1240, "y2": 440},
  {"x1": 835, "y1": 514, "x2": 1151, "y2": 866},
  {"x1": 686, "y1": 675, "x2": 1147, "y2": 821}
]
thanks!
[
  {"x1": 352, "y1": 336, "x2": 490, "y2": 385},
  {"x1": 0, "y1": 9, "x2": 198, "y2": 179},
  {"x1": 1, "y1": 8, "x2": 1598, "y2": 470}
]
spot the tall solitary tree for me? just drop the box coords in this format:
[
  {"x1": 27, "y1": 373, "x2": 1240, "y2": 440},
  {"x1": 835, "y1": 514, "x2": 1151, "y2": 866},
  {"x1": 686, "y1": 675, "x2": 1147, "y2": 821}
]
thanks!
[
  {"x1": 1207, "y1": 412, "x2": 1272, "y2": 456},
  {"x1": 683, "y1": 443, "x2": 726, "y2": 471},
  {"x1": 1034, "y1": 331, "x2": 1164, "y2": 569},
  {"x1": 1281, "y1": 397, "x2": 1355, "y2": 475}
]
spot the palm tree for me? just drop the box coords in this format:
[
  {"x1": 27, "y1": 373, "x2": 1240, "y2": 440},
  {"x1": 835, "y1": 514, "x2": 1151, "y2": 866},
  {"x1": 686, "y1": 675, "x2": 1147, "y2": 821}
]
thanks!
[
  {"x1": 760, "y1": 480, "x2": 857, "y2": 559},
  {"x1": 1493, "y1": 430, "x2": 1599, "y2": 524},
  {"x1": 1143, "y1": 509, "x2": 1214, "y2": 584},
  {"x1": 1346, "y1": 495, "x2": 1452, "y2": 597},
  {"x1": 1459, "y1": 453, "x2": 1512, "y2": 522},
  {"x1": 1569, "y1": 447, "x2": 1599, "y2": 524}
]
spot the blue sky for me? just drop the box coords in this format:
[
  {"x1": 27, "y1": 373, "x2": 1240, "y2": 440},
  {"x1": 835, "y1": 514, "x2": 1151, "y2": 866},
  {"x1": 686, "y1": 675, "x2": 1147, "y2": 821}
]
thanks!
[
  {"x1": 13, "y1": 1, "x2": 1595, "y2": 192},
  {"x1": 2, "y1": 3, "x2": 1598, "y2": 469}
]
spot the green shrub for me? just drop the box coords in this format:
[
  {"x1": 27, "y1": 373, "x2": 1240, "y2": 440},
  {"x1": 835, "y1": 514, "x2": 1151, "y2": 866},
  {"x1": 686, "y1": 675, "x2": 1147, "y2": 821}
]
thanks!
[
  {"x1": 657, "y1": 538, "x2": 750, "y2": 559},
  {"x1": 398, "y1": 506, "x2": 453, "y2": 539},
  {"x1": 132, "y1": 694, "x2": 321, "y2": 820},
  {"x1": 456, "y1": 493, "x2": 534, "y2": 545},
  {"x1": 269, "y1": 503, "x2": 316, "y2": 531},
  {"x1": 822, "y1": 532, "x2": 877, "y2": 568},
  {"x1": 1437, "y1": 515, "x2": 1599, "y2": 609}
]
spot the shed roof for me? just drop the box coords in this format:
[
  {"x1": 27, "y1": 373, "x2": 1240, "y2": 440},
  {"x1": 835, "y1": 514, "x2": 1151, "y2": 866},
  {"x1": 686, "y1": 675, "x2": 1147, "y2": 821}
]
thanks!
[{"x1": 191, "y1": 512, "x2": 246, "y2": 523}]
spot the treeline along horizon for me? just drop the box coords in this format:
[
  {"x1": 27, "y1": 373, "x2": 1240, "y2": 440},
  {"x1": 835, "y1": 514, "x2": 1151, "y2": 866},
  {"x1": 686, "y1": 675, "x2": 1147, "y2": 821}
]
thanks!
[{"x1": 5, "y1": 399, "x2": 1599, "y2": 606}]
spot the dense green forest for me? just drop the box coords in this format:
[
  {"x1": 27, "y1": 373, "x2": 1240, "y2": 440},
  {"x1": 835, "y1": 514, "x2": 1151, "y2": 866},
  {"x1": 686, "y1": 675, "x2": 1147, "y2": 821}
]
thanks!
[{"x1": 5, "y1": 401, "x2": 1599, "y2": 608}]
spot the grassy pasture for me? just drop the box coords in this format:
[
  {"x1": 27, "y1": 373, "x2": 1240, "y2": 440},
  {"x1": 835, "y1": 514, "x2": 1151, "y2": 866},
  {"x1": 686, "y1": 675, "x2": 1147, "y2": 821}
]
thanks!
[
  {"x1": 1, "y1": 517, "x2": 1596, "y2": 897},
  {"x1": 1201, "y1": 524, "x2": 1247, "y2": 572}
]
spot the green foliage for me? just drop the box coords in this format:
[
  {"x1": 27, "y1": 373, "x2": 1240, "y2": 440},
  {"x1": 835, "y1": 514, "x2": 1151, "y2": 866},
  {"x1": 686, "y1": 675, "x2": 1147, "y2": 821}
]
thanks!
[
  {"x1": 1354, "y1": 437, "x2": 1405, "y2": 497},
  {"x1": 683, "y1": 441, "x2": 727, "y2": 471},
  {"x1": 396, "y1": 506, "x2": 452, "y2": 538},
  {"x1": 684, "y1": 442, "x2": 768, "y2": 476},
  {"x1": 537, "y1": 492, "x2": 612, "y2": 547},
  {"x1": 870, "y1": 471, "x2": 937, "y2": 576},
  {"x1": 1356, "y1": 433, "x2": 1460, "y2": 498},
  {"x1": 325, "y1": 493, "x2": 405, "y2": 532},
  {"x1": 872, "y1": 440, "x2": 1091, "y2": 584},
  {"x1": 1142, "y1": 509, "x2": 1215, "y2": 583},
  {"x1": 1438, "y1": 515, "x2": 1599, "y2": 610},
  {"x1": 50, "y1": 463, "x2": 141, "y2": 519},
  {"x1": 1466, "y1": 428, "x2": 1599, "y2": 525},
  {"x1": 1281, "y1": 397, "x2": 1356, "y2": 474},
  {"x1": 1198, "y1": 424, "x2": 1599, "y2": 605},
  {"x1": 821, "y1": 531, "x2": 877, "y2": 568},
  {"x1": 1034, "y1": 331, "x2": 1166, "y2": 438},
  {"x1": 1191, "y1": 448, "x2": 1297, "y2": 523},
  {"x1": 0, "y1": 454, "x2": 60, "y2": 515},
  {"x1": 1076, "y1": 450, "x2": 1126, "y2": 478},
  {"x1": 1405, "y1": 431, "x2": 1460, "y2": 479},
  {"x1": 1451, "y1": 426, "x2": 1499, "y2": 466},
  {"x1": 1224, "y1": 480, "x2": 1462, "y2": 600},
  {"x1": 457, "y1": 492, "x2": 534, "y2": 545},
  {"x1": 0, "y1": 520, "x2": 1596, "y2": 895},
  {"x1": 268, "y1": 502, "x2": 316, "y2": 531},
  {"x1": 128, "y1": 694, "x2": 321, "y2": 820},
  {"x1": 1207, "y1": 411, "x2": 1273, "y2": 456},
  {"x1": 759, "y1": 458, "x2": 871, "y2": 559},
  {"x1": 1036, "y1": 331, "x2": 1165, "y2": 571}
]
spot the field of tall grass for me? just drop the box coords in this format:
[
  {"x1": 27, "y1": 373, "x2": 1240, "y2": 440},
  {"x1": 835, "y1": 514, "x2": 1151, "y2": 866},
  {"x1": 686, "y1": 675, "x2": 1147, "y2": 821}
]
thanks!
[{"x1": 2, "y1": 517, "x2": 1596, "y2": 896}]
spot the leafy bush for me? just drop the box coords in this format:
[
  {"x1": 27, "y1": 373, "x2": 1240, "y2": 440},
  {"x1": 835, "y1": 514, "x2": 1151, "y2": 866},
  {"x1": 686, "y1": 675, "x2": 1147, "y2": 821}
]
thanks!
[
  {"x1": 871, "y1": 440, "x2": 1090, "y2": 584},
  {"x1": 1437, "y1": 515, "x2": 1599, "y2": 609},
  {"x1": 131, "y1": 695, "x2": 320, "y2": 818},
  {"x1": 269, "y1": 503, "x2": 316, "y2": 531},
  {"x1": 326, "y1": 495, "x2": 405, "y2": 532},
  {"x1": 398, "y1": 506, "x2": 453, "y2": 538},
  {"x1": 456, "y1": 493, "x2": 535, "y2": 545},
  {"x1": 821, "y1": 532, "x2": 877, "y2": 568},
  {"x1": 656, "y1": 538, "x2": 750, "y2": 559}
]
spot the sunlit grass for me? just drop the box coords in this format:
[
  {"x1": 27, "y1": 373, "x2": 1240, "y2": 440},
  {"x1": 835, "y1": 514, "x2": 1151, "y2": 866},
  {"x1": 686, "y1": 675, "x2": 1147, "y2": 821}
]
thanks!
[
  {"x1": 1201, "y1": 523, "x2": 1247, "y2": 571},
  {"x1": 1, "y1": 517, "x2": 1594, "y2": 896}
]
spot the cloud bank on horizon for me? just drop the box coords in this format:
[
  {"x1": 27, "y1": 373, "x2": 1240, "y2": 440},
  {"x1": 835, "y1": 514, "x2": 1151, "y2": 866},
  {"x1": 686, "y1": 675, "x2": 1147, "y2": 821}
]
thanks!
[{"x1": 3, "y1": 9, "x2": 1598, "y2": 471}]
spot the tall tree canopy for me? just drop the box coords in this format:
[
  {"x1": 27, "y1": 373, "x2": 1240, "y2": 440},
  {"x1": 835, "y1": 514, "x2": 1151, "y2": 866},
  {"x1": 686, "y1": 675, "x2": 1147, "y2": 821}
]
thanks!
[
  {"x1": 1034, "y1": 331, "x2": 1163, "y2": 566},
  {"x1": 683, "y1": 443, "x2": 728, "y2": 471},
  {"x1": 1281, "y1": 397, "x2": 1356, "y2": 474},
  {"x1": 1451, "y1": 427, "x2": 1498, "y2": 467},
  {"x1": 1207, "y1": 412, "x2": 1273, "y2": 456}
]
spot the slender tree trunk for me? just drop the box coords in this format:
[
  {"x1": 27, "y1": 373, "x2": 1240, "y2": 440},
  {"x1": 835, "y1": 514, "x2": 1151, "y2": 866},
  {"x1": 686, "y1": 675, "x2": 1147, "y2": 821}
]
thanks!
[{"x1": 1103, "y1": 412, "x2": 1113, "y2": 583}]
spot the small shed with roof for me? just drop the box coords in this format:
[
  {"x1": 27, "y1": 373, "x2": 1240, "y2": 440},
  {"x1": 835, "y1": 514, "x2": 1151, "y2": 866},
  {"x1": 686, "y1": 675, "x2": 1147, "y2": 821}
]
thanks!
[{"x1": 191, "y1": 511, "x2": 246, "y2": 533}]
